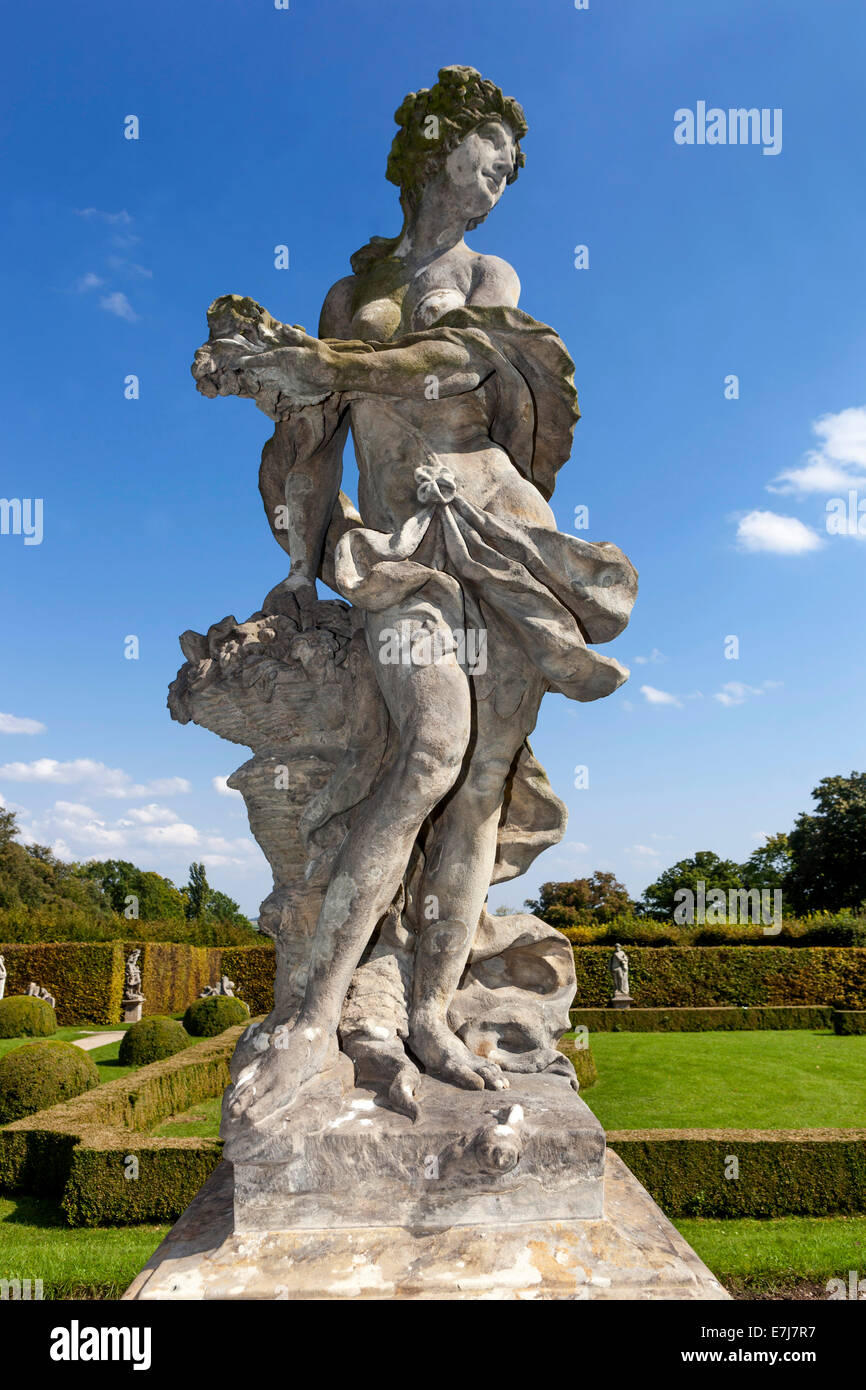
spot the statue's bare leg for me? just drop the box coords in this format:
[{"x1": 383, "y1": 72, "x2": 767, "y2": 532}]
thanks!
[
  {"x1": 229, "y1": 595, "x2": 473, "y2": 1123},
  {"x1": 408, "y1": 646, "x2": 545, "y2": 1091}
]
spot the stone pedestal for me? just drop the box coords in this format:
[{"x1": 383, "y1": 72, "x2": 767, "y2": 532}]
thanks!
[
  {"x1": 124, "y1": 1071, "x2": 728, "y2": 1301},
  {"x1": 124, "y1": 1153, "x2": 728, "y2": 1301},
  {"x1": 123, "y1": 1001, "x2": 144, "y2": 1023}
]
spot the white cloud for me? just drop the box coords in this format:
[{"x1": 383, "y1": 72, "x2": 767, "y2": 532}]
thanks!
[
  {"x1": 633, "y1": 648, "x2": 666, "y2": 666},
  {"x1": 626, "y1": 844, "x2": 661, "y2": 857},
  {"x1": 0, "y1": 712, "x2": 45, "y2": 735},
  {"x1": 640, "y1": 684, "x2": 683, "y2": 709},
  {"x1": 736, "y1": 510, "x2": 822, "y2": 554},
  {"x1": 19, "y1": 800, "x2": 260, "y2": 871},
  {"x1": 139, "y1": 822, "x2": 200, "y2": 847},
  {"x1": 75, "y1": 207, "x2": 132, "y2": 225},
  {"x1": 100, "y1": 291, "x2": 137, "y2": 322},
  {"x1": 53, "y1": 801, "x2": 97, "y2": 819},
  {"x1": 0, "y1": 758, "x2": 190, "y2": 799},
  {"x1": 769, "y1": 406, "x2": 866, "y2": 495},
  {"x1": 714, "y1": 679, "x2": 782, "y2": 708},
  {"x1": 73, "y1": 271, "x2": 104, "y2": 293},
  {"x1": 120, "y1": 803, "x2": 180, "y2": 825},
  {"x1": 562, "y1": 841, "x2": 589, "y2": 853},
  {"x1": 212, "y1": 776, "x2": 242, "y2": 799}
]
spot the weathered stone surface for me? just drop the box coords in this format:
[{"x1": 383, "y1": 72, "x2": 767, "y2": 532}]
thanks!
[
  {"x1": 124, "y1": 1153, "x2": 729, "y2": 1301},
  {"x1": 231, "y1": 1071, "x2": 605, "y2": 1231}
]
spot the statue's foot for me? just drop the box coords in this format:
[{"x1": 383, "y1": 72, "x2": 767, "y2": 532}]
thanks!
[
  {"x1": 227, "y1": 1019, "x2": 332, "y2": 1127},
  {"x1": 408, "y1": 1015, "x2": 509, "y2": 1092},
  {"x1": 497, "y1": 1044, "x2": 580, "y2": 1091}
]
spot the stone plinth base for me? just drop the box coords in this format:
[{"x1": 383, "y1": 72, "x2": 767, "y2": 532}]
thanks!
[
  {"x1": 231, "y1": 1072, "x2": 605, "y2": 1231},
  {"x1": 123, "y1": 1001, "x2": 144, "y2": 1023},
  {"x1": 124, "y1": 1154, "x2": 729, "y2": 1301}
]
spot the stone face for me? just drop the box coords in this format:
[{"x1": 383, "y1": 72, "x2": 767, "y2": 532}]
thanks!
[{"x1": 124, "y1": 1154, "x2": 729, "y2": 1302}]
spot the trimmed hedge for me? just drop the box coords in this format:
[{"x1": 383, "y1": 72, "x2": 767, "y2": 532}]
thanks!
[
  {"x1": 118, "y1": 1016, "x2": 191, "y2": 1066},
  {"x1": 61, "y1": 1138, "x2": 222, "y2": 1227},
  {"x1": 0, "y1": 1024, "x2": 247, "y2": 1224},
  {"x1": 219, "y1": 946, "x2": 274, "y2": 1015},
  {"x1": 556, "y1": 1039, "x2": 598, "y2": 1089},
  {"x1": 0, "y1": 1041, "x2": 98, "y2": 1124},
  {"x1": 833, "y1": 1010, "x2": 866, "y2": 1036},
  {"x1": 609, "y1": 1130, "x2": 866, "y2": 1217},
  {"x1": 0, "y1": 994, "x2": 57, "y2": 1037},
  {"x1": 573, "y1": 946, "x2": 866, "y2": 1009},
  {"x1": 569, "y1": 1006, "x2": 836, "y2": 1033},
  {"x1": 0, "y1": 943, "x2": 124, "y2": 1025},
  {"x1": 0, "y1": 941, "x2": 275, "y2": 1025},
  {"x1": 183, "y1": 995, "x2": 250, "y2": 1037},
  {"x1": 131, "y1": 941, "x2": 218, "y2": 1016}
]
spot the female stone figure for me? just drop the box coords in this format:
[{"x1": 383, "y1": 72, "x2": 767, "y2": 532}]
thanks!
[{"x1": 193, "y1": 66, "x2": 636, "y2": 1126}]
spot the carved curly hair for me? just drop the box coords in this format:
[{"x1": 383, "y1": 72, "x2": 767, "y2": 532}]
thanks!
[{"x1": 351, "y1": 65, "x2": 527, "y2": 274}]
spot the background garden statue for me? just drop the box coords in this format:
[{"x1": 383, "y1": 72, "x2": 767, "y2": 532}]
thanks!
[
  {"x1": 172, "y1": 64, "x2": 637, "y2": 1150},
  {"x1": 27, "y1": 981, "x2": 55, "y2": 1009},
  {"x1": 200, "y1": 975, "x2": 237, "y2": 999},
  {"x1": 0, "y1": 955, "x2": 6, "y2": 1001},
  {"x1": 122, "y1": 949, "x2": 146, "y2": 1024},
  {"x1": 609, "y1": 943, "x2": 632, "y2": 1008}
]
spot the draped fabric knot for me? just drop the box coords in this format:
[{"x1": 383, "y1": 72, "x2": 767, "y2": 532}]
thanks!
[{"x1": 415, "y1": 463, "x2": 457, "y2": 506}]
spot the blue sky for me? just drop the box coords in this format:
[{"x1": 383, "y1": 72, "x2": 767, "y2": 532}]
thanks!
[{"x1": 2, "y1": 0, "x2": 865, "y2": 916}]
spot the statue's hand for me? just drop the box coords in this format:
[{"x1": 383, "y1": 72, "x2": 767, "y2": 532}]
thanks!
[
  {"x1": 235, "y1": 336, "x2": 338, "y2": 403},
  {"x1": 191, "y1": 337, "x2": 256, "y2": 398},
  {"x1": 263, "y1": 571, "x2": 318, "y2": 629}
]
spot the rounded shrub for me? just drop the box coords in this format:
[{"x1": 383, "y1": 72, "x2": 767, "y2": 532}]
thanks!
[
  {"x1": 0, "y1": 1040, "x2": 98, "y2": 1123},
  {"x1": 118, "y1": 1015, "x2": 191, "y2": 1067},
  {"x1": 183, "y1": 995, "x2": 250, "y2": 1037},
  {"x1": 0, "y1": 994, "x2": 57, "y2": 1039}
]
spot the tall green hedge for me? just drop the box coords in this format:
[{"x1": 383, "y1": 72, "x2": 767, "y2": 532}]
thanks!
[
  {"x1": 609, "y1": 1130, "x2": 866, "y2": 1217},
  {"x1": 129, "y1": 941, "x2": 218, "y2": 1015},
  {"x1": 573, "y1": 947, "x2": 866, "y2": 1009},
  {"x1": 0, "y1": 943, "x2": 124, "y2": 1025},
  {"x1": 219, "y1": 946, "x2": 275, "y2": 1015}
]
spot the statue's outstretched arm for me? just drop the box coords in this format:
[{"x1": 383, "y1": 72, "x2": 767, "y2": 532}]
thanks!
[{"x1": 194, "y1": 323, "x2": 494, "y2": 409}]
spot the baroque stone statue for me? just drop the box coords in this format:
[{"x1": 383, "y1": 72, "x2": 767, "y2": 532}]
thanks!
[
  {"x1": 172, "y1": 65, "x2": 637, "y2": 1151},
  {"x1": 609, "y1": 943, "x2": 631, "y2": 1001}
]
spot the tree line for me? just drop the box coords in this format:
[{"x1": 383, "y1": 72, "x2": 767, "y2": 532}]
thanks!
[
  {"x1": 524, "y1": 772, "x2": 866, "y2": 925},
  {"x1": 0, "y1": 808, "x2": 253, "y2": 934}
]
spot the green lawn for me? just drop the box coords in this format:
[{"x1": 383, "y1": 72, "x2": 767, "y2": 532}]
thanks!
[
  {"x1": 0, "y1": 1193, "x2": 168, "y2": 1300},
  {"x1": 573, "y1": 1031, "x2": 866, "y2": 1130},
  {"x1": 152, "y1": 1094, "x2": 223, "y2": 1138},
  {"x1": 676, "y1": 1214, "x2": 866, "y2": 1295}
]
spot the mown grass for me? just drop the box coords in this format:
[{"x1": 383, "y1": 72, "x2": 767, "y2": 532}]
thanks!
[
  {"x1": 570, "y1": 1031, "x2": 866, "y2": 1130},
  {"x1": 151, "y1": 1094, "x2": 223, "y2": 1138},
  {"x1": 0, "y1": 1193, "x2": 168, "y2": 1299},
  {"x1": 677, "y1": 1214, "x2": 866, "y2": 1296}
]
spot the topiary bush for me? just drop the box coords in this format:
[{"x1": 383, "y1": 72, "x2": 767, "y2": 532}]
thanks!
[
  {"x1": 0, "y1": 994, "x2": 57, "y2": 1038},
  {"x1": 183, "y1": 995, "x2": 250, "y2": 1037},
  {"x1": 0, "y1": 1040, "x2": 98, "y2": 1124},
  {"x1": 118, "y1": 1016, "x2": 191, "y2": 1067}
]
